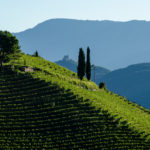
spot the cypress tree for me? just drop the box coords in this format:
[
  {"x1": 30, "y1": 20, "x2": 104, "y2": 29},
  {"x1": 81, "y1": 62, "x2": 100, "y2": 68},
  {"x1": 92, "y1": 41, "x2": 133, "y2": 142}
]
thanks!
[
  {"x1": 77, "y1": 48, "x2": 85, "y2": 80},
  {"x1": 34, "y1": 50, "x2": 38, "y2": 57},
  {"x1": 86, "y1": 47, "x2": 91, "y2": 80}
]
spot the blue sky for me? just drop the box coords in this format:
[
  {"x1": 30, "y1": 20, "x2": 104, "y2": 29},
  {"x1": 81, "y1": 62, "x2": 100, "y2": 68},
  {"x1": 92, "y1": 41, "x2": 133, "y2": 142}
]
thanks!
[{"x1": 0, "y1": 0, "x2": 150, "y2": 32}]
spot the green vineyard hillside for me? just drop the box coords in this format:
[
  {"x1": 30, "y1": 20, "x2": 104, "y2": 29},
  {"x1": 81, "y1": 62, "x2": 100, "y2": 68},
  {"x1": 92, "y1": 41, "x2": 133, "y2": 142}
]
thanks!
[{"x1": 0, "y1": 53, "x2": 150, "y2": 149}]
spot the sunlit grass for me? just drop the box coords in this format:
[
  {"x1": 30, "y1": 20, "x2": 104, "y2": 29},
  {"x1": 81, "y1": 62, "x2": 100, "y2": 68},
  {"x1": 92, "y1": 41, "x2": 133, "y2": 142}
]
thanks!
[{"x1": 7, "y1": 53, "x2": 150, "y2": 140}]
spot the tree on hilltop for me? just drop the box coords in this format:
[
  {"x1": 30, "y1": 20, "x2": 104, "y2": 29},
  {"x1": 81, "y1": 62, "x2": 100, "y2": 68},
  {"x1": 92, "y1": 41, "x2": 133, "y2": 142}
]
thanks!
[
  {"x1": 33, "y1": 50, "x2": 39, "y2": 57},
  {"x1": 0, "y1": 31, "x2": 20, "y2": 68},
  {"x1": 86, "y1": 47, "x2": 91, "y2": 80},
  {"x1": 77, "y1": 48, "x2": 85, "y2": 80}
]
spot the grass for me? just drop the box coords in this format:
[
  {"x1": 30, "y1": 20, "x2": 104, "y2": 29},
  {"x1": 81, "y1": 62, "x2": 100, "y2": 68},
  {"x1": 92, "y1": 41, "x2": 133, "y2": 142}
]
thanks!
[{"x1": 0, "y1": 52, "x2": 149, "y2": 149}]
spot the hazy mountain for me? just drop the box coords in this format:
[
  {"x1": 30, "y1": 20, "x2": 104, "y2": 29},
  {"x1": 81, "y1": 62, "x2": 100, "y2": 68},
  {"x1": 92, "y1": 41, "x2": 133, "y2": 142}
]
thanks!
[
  {"x1": 55, "y1": 55, "x2": 77, "y2": 73},
  {"x1": 14, "y1": 18, "x2": 150, "y2": 70},
  {"x1": 55, "y1": 55, "x2": 110, "y2": 84},
  {"x1": 100, "y1": 63, "x2": 150, "y2": 109}
]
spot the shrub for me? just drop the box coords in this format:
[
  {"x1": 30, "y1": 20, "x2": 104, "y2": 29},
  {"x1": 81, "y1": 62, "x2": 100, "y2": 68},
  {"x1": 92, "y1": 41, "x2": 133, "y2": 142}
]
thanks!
[{"x1": 99, "y1": 82, "x2": 106, "y2": 90}]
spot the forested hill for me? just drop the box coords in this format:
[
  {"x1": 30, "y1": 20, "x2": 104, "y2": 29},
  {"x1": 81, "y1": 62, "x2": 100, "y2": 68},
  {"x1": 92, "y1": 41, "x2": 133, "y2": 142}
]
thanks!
[
  {"x1": 14, "y1": 19, "x2": 150, "y2": 70},
  {"x1": 0, "y1": 53, "x2": 150, "y2": 149}
]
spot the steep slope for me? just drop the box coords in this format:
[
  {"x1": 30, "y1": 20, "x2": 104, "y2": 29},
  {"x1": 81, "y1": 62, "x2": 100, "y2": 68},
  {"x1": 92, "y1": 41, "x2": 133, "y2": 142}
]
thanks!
[
  {"x1": 1, "y1": 54, "x2": 150, "y2": 149},
  {"x1": 100, "y1": 63, "x2": 150, "y2": 109},
  {"x1": 14, "y1": 19, "x2": 150, "y2": 70},
  {"x1": 55, "y1": 55, "x2": 110, "y2": 84}
]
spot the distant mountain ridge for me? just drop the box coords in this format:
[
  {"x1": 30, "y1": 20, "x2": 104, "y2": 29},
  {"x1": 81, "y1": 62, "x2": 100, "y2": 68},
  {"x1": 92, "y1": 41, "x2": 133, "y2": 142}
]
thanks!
[
  {"x1": 100, "y1": 63, "x2": 150, "y2": 109},
  {"x1": 14, "y1": 18, "x2": 150, "y2": 70},
  {"x1": 55, "y1": 55, "x2": 77, "y2": 73},
  {"x1": 55, "y1": 55, "x2": 110, "y2": 84}
]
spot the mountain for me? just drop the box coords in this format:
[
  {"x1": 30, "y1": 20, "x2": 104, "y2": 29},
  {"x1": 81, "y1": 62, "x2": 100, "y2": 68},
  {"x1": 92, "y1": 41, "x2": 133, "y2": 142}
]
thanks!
[
  {"x1": 1, "y1": 53, "x2": 150, "y2": 148},
  {"x1": 55, "y1": 55, "x2": 77, "y2": 72},
  {"x1": 14, "y1": 18, "x2": 150, "y2": 70},
  {"x1": 100, "y1": 63, "x2": 150, "y2": 109},
  {"x1": 55, "y1": 55, "x2": 110, "y2": 84}
]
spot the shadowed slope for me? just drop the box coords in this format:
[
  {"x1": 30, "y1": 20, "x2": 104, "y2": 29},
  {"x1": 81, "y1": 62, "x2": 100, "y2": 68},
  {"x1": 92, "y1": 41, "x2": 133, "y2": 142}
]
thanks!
[
  {"x1": 0, "y1": 54, "x2": 149, "y2": 149},
  {"x1": 0, "y1": 68, "x2": 149, "y2": 149}
]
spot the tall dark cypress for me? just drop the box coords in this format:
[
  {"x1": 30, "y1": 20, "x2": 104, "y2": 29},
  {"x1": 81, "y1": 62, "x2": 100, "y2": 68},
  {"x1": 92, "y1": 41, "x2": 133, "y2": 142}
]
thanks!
[
  {"x1": 86, "y1": 47, "x2": 91, "y2": 80},
  {"x1": 34, "y1": 50, "x2": 39, "y2": 57},
  {"x1": 77, "y1": 48, "x2": 85, "y2": 80}
]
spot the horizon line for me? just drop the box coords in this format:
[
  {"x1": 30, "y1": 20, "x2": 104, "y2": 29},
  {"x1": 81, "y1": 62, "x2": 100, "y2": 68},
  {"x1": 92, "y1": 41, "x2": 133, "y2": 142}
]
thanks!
[{"x1": 13, "y1": 18, "x2": 150, "y2": 34}]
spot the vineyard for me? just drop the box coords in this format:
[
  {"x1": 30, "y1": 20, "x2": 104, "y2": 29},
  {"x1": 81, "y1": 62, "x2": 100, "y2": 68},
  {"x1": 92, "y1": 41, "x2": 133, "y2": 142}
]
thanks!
[{"x1": 0, "y1": 53, "x2": 149, "y2": 149}]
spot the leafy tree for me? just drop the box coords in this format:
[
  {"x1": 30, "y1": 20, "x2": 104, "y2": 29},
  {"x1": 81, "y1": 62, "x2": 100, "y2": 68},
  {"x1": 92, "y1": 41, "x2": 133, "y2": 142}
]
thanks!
[
  {"x1": 0, "y1": 31, "x2": 20, "y2": 68},
  {"x1": 77, "y1": 48, "x2": 85, "y2": 80},
  {"x1": 86, "y1": 47, "x2": 91, "y2": 80}
]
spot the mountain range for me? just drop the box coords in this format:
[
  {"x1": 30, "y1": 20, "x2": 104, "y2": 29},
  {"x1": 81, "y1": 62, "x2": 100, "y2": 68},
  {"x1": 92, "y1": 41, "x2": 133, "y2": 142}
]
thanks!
[
  {"x1": 100, "y1": 63, "x2": 150, "y2": 109},
  {"x1": 13, "y1": 18, "x2": 150, "y2": 109},
  {"x1": 14, "y1": 18, "x2": 150, "y2": 70}
]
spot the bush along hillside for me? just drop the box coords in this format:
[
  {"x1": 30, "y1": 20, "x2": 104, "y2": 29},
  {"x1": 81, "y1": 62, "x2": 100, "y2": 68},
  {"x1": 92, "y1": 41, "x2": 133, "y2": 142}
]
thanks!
[{"x1": 0, "y1": 53, "x2": 150, "y2": 149}]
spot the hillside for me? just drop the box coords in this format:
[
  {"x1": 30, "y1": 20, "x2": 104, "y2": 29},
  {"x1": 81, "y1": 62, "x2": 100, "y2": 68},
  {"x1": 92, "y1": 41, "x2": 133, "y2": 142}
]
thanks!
[
  {"x1": 14, "y1": 18, "x2": 150, "y2": 70},
  {"x1": 55, "y1": 55, "x2": 110, "y2": 84},
  {"x1": 0, "y1": 53, "x2": 149, "y2": 149},
  {"x1": 100, "y1": 63, "x2": 150, "y2": 109}
]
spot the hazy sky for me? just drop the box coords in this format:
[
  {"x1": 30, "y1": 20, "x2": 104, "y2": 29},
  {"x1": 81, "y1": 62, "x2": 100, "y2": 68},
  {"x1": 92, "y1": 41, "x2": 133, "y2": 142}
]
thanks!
[{"x1": 1, "y1": 0, "x2": 150, "y2": 32}]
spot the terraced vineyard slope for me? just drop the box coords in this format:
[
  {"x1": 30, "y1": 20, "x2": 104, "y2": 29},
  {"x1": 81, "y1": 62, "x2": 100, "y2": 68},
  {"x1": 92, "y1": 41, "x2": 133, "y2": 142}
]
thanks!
[{"x1": 0, "y1": 54, "x2": 150, "y2": 149}]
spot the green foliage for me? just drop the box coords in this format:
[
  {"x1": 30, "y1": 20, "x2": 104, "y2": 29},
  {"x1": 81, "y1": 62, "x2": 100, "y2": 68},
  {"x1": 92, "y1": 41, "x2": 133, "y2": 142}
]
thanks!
[
  {"x1": 24, "y1": 59, "x2": 26, "y2": 66},
  {"x1": 86, "y1": 47, "x2": 91, "y2": 80},
  {"x1": 77, "y1": 48, "x2": 85, "y2": 80},
  {"x1": 0, "y1": 31, "x2": 20, "y2": 68},
  {"x1": 2, "y1": 53, "x2": 150, "y2": 148},
  {"x1": 99, "y1": 82, "x2": 106, "y2": 89}
]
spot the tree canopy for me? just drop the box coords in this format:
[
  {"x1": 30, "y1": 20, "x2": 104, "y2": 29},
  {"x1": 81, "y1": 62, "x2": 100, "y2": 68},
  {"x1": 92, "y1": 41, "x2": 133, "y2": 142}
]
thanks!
[{"x1": 0, "y1": 31, "x2": 20, "y2": 68}]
